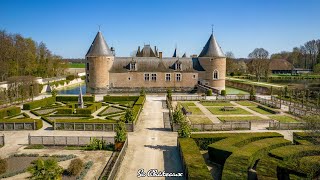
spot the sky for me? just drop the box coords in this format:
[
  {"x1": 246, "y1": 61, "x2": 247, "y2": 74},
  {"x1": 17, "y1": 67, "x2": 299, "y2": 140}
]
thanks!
[{"x1": 1, "y1": 0, "x2": 320, "y2": 58}]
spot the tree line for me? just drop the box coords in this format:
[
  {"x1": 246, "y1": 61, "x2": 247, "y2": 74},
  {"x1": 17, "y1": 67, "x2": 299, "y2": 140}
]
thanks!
[{"x1": 0, "y1": 30, "x2": 67, "y2": 81}]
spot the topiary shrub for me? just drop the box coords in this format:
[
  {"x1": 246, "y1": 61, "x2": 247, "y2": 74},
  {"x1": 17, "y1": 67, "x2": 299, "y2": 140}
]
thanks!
[
  {"x1": 221, "y1": 90, "x2": 226, "y2": 96},
  {"x1": 67, "y1": 158, "x2": 84, "y2": 176},
  {"x1": 207, "y1": 89, "x2": 213, "y2": 96},
  {"x1": 0, "y1": 158, "x2": 8, "y2": 174},
  {"x1": 23, "y1": 97, "x2": 56, "y2": 110}
]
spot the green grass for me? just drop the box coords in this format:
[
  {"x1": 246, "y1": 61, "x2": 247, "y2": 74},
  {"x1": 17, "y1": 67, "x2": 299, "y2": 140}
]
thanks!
[
  {"x1": 217, "y1": 116, "x2": 264, "y2": 122},
  {"x1": 200, "y1": 101, "x2": 234, "y2": 106},
  {"x1": 248, "y1": 106, "x2": 274, "y2": 115},
  {"x1": 269, "y1": 145, "x2": 320, "y2": 160},
  {"x1": 68, "y1": 63, "x2": 85, "y2": 68},
  {"x1": 234, "y1": 101, "x2": 256, "y2": 106},
  {"x1": 207, "y1": 107, "x2": 252, "y2": 115},
  {"x1": 188, "y1": 107, "x2": 204, "y2": 115},
  {"x1": 180, "y1": 102, "x2": 196, "y2": 107},
  {"x1": 225, "y1": 87, "x2": 250, "y2": 95},
  {"x1": 24, "y1": 144, "x2": 45, "y2": 149},
  {"x1": 188, "y1": 116, "x2": 212, "y2": 124},
  {"x1": 270, "y1": 115, "x2": 299, "y2": 123}
]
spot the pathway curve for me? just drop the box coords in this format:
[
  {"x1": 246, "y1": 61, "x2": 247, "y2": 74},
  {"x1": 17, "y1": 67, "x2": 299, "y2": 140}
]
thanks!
[
  {"x1": 194, "y1": 102, "x2": 221, "y2": 123},
  {"x1": 116, "y1": 95, "x2": 183, "y2": 180}
]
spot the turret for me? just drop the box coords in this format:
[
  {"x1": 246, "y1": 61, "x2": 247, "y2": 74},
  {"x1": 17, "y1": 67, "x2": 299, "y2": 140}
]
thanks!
[
  {"x1": 85, "y1": 31, "x2": 114, "y2": 94},
  {"x1": 198, "y1": 34, "x2": 226, "y2": 92}
]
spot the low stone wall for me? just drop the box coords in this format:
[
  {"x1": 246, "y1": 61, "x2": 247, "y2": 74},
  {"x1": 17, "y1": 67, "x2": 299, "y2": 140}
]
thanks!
[
  {"x1": 172, "y1": 95, "x2": 206, "y2": 101},
  {"x1": 54, "y1": 122, "x2": 134, "y2": 132},
  {"x1": 226, "y1": 80, "x2": 275, "y2": 95},
  {"x1": 268, "y1": 121, "x2": 307, "y2": 130},
  {"x1": 28, "y1": 135, "x2": 114, "y2": 146},
  {"x1": 0, "y1": 135, "x2": 4, "y2": 146},
  {"x1": 109, "y1": 87, "x2": 195, "y2": 93},
  {"x1": 191, "y1": 122, "x2": 251, "y2": 131},
  {"x1": 216, "y1": 95, "x2": 250, "y2": 100}
]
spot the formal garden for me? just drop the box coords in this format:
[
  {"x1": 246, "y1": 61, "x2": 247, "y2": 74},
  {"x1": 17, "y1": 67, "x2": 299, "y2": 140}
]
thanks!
[{"x1": 178, "y1": 132, "x2": 320, "y2": 179}]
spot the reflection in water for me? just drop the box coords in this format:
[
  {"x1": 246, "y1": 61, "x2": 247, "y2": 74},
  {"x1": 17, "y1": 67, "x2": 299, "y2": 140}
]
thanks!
[{"x1": 57, "y1": 84, "x2": 86, "y2": 95}]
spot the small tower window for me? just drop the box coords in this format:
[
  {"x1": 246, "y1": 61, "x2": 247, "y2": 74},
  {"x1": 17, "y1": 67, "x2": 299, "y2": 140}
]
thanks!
[
  {"x1": 213, "y1": 70, "x2": 219, "y2": 80},
  {"x1": 144, "y1": 74, "x2": 150, "y2": 81},
  {"x1": 86, "y1": 63, "x2": 89, "y2": 71},
  {"x1": 176, "y1": 73, "x2": 182, "y2": 81},
  {"x1": 87, "y1": 74, "x2": 89, "y2": 82}
]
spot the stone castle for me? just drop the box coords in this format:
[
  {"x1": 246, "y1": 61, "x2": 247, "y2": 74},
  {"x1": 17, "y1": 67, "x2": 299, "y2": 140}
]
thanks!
[{"x1": 85, "y1": 31, "x2": 226, "y2": 94}]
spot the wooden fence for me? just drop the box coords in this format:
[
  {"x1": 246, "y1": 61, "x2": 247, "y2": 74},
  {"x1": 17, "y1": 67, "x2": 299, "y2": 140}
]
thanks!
[
  {"x1": 100, "y1": 139, "x2": 128, "y2": 180},
  {"x1": 0, "y1": 121, "x2": 37, "y2": 131},
  {"x1": 268, "y1": 121, "x2": 307, "y2": 130},
  {"x1": 28, "y1": 135, "x2": 115, "y2": 146},
  {"x1": 0, "y1": 135, "x2": 4, "y2": 146},
  {"x1": 191, "y1": 122, "x2": 251, "y2": 131},
  {"x1": 255, "y1": 96, "x2": 281, "y2": 109},
  {"x1": 172, "y1": 95, "x2": 206, "y2": 101},
  {"x1": 271, "y1": 96, "x2": 320, "y2": 112},
  {"x1": 54, "y1": 122, "x2": 134, "y2": 132}
]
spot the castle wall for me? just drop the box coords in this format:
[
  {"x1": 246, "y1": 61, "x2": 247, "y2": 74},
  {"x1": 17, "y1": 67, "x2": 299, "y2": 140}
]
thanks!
[
  {"x1": 198, "y1": 57, "x2": 226, "y2": 91},
  {"x1": 86, "y1": 56, "x2": 114, "y2": 94},
  {"x1": 109, "y1": 72, "x2": 198, "y2": 90}
]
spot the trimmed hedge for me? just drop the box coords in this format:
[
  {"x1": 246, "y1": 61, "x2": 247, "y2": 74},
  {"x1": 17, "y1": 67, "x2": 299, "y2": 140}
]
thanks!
[
  {"x1": 56, "y1": 95, "x2": 95, "y2": 102},
  {"x1": 132, "y1": 105, "x2": 142, "y2": 122},
  {"x1": 0, "y1": 106, "x2": 21, "y2": 118},
  {"x1": 222, "y1": 137, "x2": 291, "y2": 179},
  {"x1": 257, "y1": 105, "x2": 280, "y2": 114},
  {"x1": 0, "y1": 119, "x2": 43, "y2": 130},
  {"x1": 269, "y1": 145, "x2": 320, "y2": 160},
  {"x1": 56, "y1": 108, "x2": 74, "y2": 114},
  {"x1": 207, "y1": 132, "x2": 283, "y2": 165},
  {"x1": 178, "y1": 138, "x2": 213, "y2": 180},
  {"x1": 23, "y1": 97, "x2": 56, "y2": 110},
  {"x1": 103, "y1": 95, "x2": 139, "y2": 102},
  {"x1": 54, "y1": 119, "x2": 117, "y2": 123},
  {"x1": 134, "y1": 95, "x2": 146, "y2": 105},
  {"x1": 75, "y1": 103, "x2": 102, "y2": 114},
  {"x1": 293, "y1": 132, "x2": 319, "y2": 145}
]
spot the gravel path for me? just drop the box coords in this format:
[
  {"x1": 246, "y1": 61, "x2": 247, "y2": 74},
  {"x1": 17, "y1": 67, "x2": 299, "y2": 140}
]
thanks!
[
  {"x1": 116, "y1": 95, "x2": 183, "y2": 180},
  {"x1": 194, "y1": 101, "x2": 221, "y2": 123}
]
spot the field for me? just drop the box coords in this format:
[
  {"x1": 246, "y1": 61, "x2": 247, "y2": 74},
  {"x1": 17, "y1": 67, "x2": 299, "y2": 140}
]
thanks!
[{"x1": 68, "y1": 63, "x2": 85, "y2": 68}]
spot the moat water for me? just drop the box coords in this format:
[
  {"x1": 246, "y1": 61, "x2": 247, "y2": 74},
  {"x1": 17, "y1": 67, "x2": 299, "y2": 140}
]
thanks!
[{"x1": 57, "y1": 84, "x2": 86, "y2": 95}]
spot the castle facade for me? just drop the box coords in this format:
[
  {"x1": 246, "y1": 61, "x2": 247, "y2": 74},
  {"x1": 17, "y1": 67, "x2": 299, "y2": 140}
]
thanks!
[{"x1": 85, "y1": 31, "x2": 226, "y2": 94}]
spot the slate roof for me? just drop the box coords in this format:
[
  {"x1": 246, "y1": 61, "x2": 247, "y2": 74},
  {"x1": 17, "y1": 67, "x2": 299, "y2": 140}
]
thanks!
[
  {"x1": 136, "y1": 45, "x2": 156, "y2": 57},
  {"x1": 86, "y1": 31, "x2": 112, "y2": 57},
  {"x1": 109, "y1": 57, "x2": 205, "y2": 73},
  {"x1": 199, "y1": 34, "x2": 225, "y2": 58}
]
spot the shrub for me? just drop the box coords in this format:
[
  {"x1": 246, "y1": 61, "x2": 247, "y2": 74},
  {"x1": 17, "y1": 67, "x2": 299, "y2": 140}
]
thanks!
[
  {"x1": 67, "y1": 158, "x2": 84, "y2": 176},
  {"x1": 206, "y1": 89, "x2": 213, "y2": 96},
  {"x1": 257, "y1": 105, "x2": 280, "y2": 114},
  {"x1": 103, "y1": 95, "x2": 139, "y2": 102},
  {"x1": 23, "y1": 97, "x2": 56, "y2": 110},
  {"x1": 0, "y1": 106, "x2": 21, "y2": 118},
  {"x1": 66, "y1": 74, "x2": 78, "y2": 81},
  {"x1": 76, "y1": 161, "x2": 93, "y2": 180},
  {"x1": 140, "y1": 88, "x2": 146, "y2": 96},
  {"x1": 178, "y1": 120, "x2": 191, "y2": 138},
  {"x1": 115, "y1": 121, "x2": 127, "y2": 143},
  {"x1": 75, "y1": 103, "x2": 102, "y2": 114},
  {"x1": 0, "y1": 158, "x2": 7, "y2": 174},
  {"x1": 221, "y1": 90, "x2": 226, "y2": 96},
  {"x1": 56, "y1": 108, "x2": 74, "y2": 114},
  {"x1": 178, "y1": 138, "x2": 213, "y2": 180},
  {"x1": 124, "y1": 109, "x2": 134, "y2": 122},
  {"x1": 132, "y1": 105, "x2": 142, "y2": 122},
  {"x1": 56, "y1": 95, "x2": 95, "y2": 102},
  {"x1": 27, "y1": 158, "x2": 63, "y2": 179}
]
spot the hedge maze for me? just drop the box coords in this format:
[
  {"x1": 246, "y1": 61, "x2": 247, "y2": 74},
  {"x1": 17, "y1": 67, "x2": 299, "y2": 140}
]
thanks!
[{"x1": 178, "y1": 132, "x2": 320, "y2": 179}]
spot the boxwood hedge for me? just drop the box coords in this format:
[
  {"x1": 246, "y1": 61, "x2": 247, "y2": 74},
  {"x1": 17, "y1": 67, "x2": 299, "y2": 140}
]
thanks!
[
  {"x1": 268, "y1": 145, "x2": 320, "y2": 160},
  {"x1": 0, "y1": 106, "x2": 21, "y2": 118},
  {"x1": 23, "y1": 97, "x2": 56, "y2": 110},
  {"x1": 56, "y1": 95, "x2": 95, "y2": 102},
  {"x1": 178, "y1": 138, "x2": 213, "y2": 180},
  {"x1": 0, "y1": 119, "x2": 43, "y2": 130},
  {"x1": 103, "y1": 95, "x2": 139, "y2": 102},
  {"x1": 222, "y1": 137, "x2": 291, "y2": 179}
]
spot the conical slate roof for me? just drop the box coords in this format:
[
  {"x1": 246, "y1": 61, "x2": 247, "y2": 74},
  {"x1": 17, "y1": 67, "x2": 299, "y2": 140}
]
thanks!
[
  {"x1": 173, "y1": 48, "x2": 177, "y2": 57},
  {"x1": 86, "y1": 31, "x2": 112, "y2": 57},
  {"x1": 199, "y1": 34, "x2": 225, "y2": 58}
]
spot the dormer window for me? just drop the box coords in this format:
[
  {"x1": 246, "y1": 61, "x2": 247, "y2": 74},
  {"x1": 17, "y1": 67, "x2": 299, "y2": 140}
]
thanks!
[
  {"x1": 130, "y1": 62, "x2": 137, "y2": 71},
  {"x1": 175, "y1": 61, "x2": 182, "y2": 71}
]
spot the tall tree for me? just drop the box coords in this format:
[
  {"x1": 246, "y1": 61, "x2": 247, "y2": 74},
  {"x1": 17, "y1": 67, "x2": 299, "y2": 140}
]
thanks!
[{"x1": 248, "y1": 48, "x2": 270, "y2": 82}]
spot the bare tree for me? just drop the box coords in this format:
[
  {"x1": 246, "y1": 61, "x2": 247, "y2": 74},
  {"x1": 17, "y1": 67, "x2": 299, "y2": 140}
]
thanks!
[
  {"x1": 248, "y1": 48, "x2": 270, "y2": 82},
  {"x1": 248, "y1": 48, "x2": 269, "y2": 59}
]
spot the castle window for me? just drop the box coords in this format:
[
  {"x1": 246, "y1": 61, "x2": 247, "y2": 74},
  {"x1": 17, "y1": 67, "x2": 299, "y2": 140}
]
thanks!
[
  {"x1": 213, "y1": 70, "x2": 219, "y2": 80},
  {"x1": 175, "y1": 63, "x2": 182, "y2": 71},
  {"x1": 130, "y1": 62, "x2": 136, "y2": 71},
  {"x1": 86, "y1": 63, "x2": 89, "y2": 71},
  {"x1": 165, "y1": 73, "x2": 171, "y2": 81},
  {"x1": 128, "y1": 77, "x2": 131, "y2": 81},
  {"x1": 144, "y1": 74, "x2": 150, "y2": 81},
  {"x1": 151, "y1": 73, "x2": 157, "y2": 81},
  {"x1": 87, "y1": 74, "x2": 89, "y2": 82},
  {"x1": 176, "y1": 73, "x2": 181, "y2": 81},
  {"x1": 193, "y1": 74, "x2": 196, "y2": 79}
]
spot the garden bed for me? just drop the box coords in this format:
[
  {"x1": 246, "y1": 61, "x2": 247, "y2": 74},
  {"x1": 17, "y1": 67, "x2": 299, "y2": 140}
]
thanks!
[
  {"x1": 234, "y1": 101, "x2": 256, "y2": 106},
  {"x1": 188, "y1": 116, "x2": 212, "y2": 124},
  {"x1": 207, "y1": 107, "x2": 252, "y2": 115},
  {"x1": 217, "y1": 116, "x2": 265, "y2": 122}
]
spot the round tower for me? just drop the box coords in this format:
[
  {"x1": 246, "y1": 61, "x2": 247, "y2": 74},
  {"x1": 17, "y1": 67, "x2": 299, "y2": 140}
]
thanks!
[
  {"x1": 198, "y1": 34, "x2": 226, "y2": 92},
  {"x1": 85, "y1": 31, "x2": 114, "y2": 94}
]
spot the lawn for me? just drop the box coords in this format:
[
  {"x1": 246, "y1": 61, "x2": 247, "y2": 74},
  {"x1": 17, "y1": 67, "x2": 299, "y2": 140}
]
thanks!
[
  {"x1": 188, "y1": 116, "x2": 213, "y2": 124},
  {"x1": 248, "y1": 107, "x2": 274, "y2": 115},
  {"x1": 217, "y1": 116, "x2": 264, "y2": 122},
  {"x1": 270, "y1": 115, "x2": 299, "y2": 123},
  {"x1": 180, "y1": 102, "x2": 196, "y2": 107},
  {"x1": 206, "y1": 107, "x2": 252, "y2": 115},
  {"x1": 68, "y1": 63, "x2": 85, "y2": 68},
  {"x1": 200, "y1": 101, "x2": 234, "y2": 106},
  {"x1": 234, "y1": 101, "x2": 256, "y2": 106},
  {"x1": 225, "y1": 87, "x2": 249, "y2": 95},
  {"x1": 188, "y1": 107, "x2": 204, "y2": 115}
]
